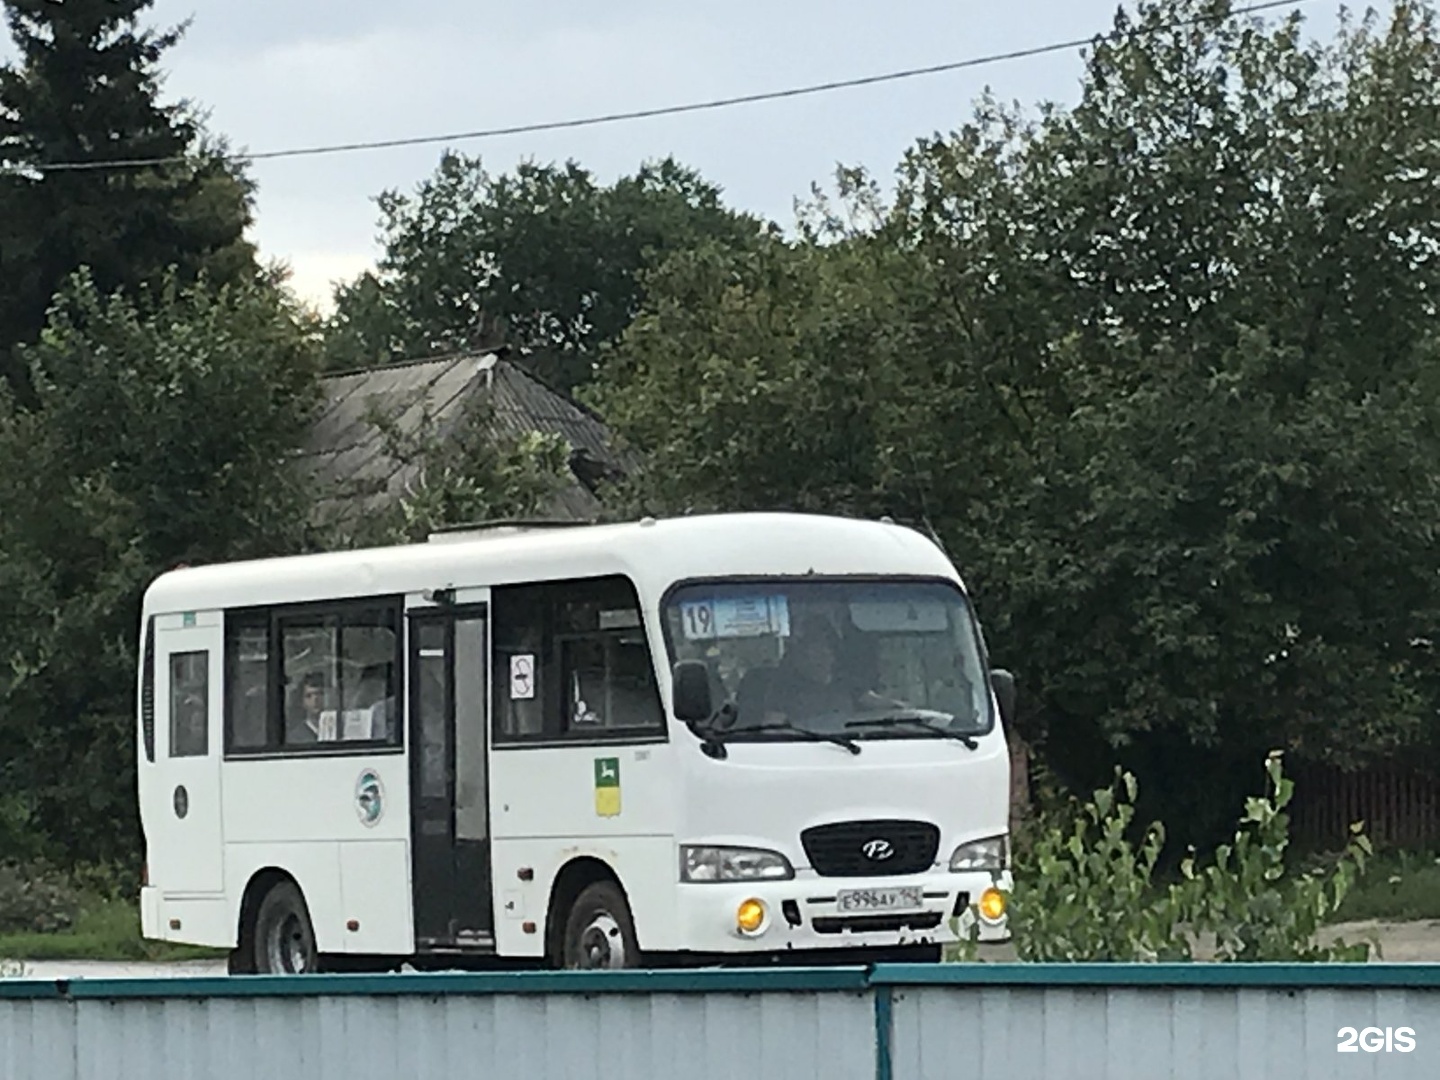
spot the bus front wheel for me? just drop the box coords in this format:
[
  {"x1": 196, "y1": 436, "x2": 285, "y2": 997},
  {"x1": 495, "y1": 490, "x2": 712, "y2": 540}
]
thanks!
[
  {"x1": 251, "y1": 880, "x2": 319, "y2": 975},
  {"x1": 559, "y1": 881, "x2": 641, "y2": 970}
]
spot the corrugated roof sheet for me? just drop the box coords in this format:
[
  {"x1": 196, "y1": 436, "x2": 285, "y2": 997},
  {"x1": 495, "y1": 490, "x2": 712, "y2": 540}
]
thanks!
[{"x1": 298, "y1": 352, "x2": 633, "y2": 537}]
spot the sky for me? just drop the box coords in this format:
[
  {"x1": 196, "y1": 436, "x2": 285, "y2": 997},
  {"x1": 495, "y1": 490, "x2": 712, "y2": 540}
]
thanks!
[{"x1": 2, "y1": 0, "x2": 1382, "y2": 312}]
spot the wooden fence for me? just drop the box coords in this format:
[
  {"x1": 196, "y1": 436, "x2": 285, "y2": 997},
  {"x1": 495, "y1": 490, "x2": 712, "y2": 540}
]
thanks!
[
  {"x1": 1006, "y1": 738, "x2": 1440, "y2": 852},
  {"x1": 1286, "y1": 760, "x2": 1440, "y2": 851}
]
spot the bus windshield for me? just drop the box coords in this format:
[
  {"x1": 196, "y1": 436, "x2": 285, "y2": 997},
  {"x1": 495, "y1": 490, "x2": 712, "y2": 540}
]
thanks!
[{"x1": 662, "y1": 579, "x2": 994, "y2": 742}]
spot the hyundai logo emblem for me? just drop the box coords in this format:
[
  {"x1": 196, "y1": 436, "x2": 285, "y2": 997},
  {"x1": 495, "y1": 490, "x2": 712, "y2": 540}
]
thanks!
[{"x1": 861, "y1": 839, "x2": 895, "y2": 861}]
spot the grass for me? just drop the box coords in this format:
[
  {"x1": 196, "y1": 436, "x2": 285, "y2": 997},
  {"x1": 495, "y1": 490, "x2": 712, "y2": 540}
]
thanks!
[
  {"x1": 0, "y1": 896, "x2": 226, "y2": 963},
  {"x1": 1328, "y1": 849, "x2": 1440, "y2": 924}
]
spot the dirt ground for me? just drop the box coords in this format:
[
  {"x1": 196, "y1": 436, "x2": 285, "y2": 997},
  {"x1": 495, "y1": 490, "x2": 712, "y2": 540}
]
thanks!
[{"x1": 1318, "y1": 918, "x2": 1440, "y2": 962}]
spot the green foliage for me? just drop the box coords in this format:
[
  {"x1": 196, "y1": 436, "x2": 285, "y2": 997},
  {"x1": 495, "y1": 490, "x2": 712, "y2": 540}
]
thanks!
[
  {"x1": 0, "y1": 861, "x2": 82, "y2": 935},
  {"x1": 1008, "y1": 769, "x2": 1196, "y2": 961},
  {"x1": 589, "y1": 228, "x2": 918, "y2": 519},
  {"x1": 66, "y1": 860, "x2": 143, "y2": 904},
  {"x1": 0, "y1": 271, "x2": 321, "y2": 866},
  {"x1": 595, "y1": 0, "x2": 1440, "y2": 844},
  {"x1": 1182, "y1": 754, "x2": 1372, "y2": 961},
  {"x1": 0, "y1": 0, "x2": 259, "y2": 399},
  {"x1": 345, "y1": 389, "x2": 572, "y2": 547},
  {"x1": 323, "y1": 154, "x2": 766, "y2": 392},
  {"x1": 1007, "y1": 753, "x2": 1374, "y2": 961}
]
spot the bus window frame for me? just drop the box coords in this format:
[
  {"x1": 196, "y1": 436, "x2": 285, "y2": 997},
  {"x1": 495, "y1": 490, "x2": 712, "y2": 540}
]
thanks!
[
  {"x1": 656, "y1": 572, "x2": 999, "y2": 739},
  {"x1": 490, "y1": 573, "x2": 670, "y2": 751},
  {"x1": 221, "y1": 594, "x2": 408, "y2": 761}
]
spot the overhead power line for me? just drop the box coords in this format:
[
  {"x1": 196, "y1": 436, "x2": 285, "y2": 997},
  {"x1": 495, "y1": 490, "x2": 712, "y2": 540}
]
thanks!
[{"x1": 22, "y1": 0, "x2": 1312, "y2": 174}]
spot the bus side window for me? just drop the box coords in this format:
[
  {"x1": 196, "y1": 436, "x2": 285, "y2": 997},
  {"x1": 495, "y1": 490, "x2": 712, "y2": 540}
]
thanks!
[
  {"x1": 492, "y1": 587, "x2": 546, "y2": 740},
  {"x1": 222, "y1": 601, "x2": 403, "y2": 754},
  {"x1": 225, "y1": 617, "x2": 269, "y2": 750},
  {"x1": 492, "y1": 574, "x2": 664, "y2": 743},
  {"x1": 559, "y1": 631, "x2": 662, "y2": 733},
  {"x1": 169, "y1": 651, "x2": 209, "y2": 757},
  {"x1": 281, "y1": 619, "x2": 339, "y2": 745},
  {"x1": 554, "y1": 581, "x2": 663, "y2": 736}
]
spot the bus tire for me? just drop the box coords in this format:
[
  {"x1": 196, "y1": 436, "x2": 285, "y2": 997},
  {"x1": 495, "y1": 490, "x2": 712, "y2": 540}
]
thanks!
[
  {"x1": 227, "y1": 946, "x2": 255, "y2": 975},
  {"x1": 251, "y1": 880, "x2": 319, "y2": 975},
  {"x1": 559, "y1": 881, "x2": 641, "y2": 970}
]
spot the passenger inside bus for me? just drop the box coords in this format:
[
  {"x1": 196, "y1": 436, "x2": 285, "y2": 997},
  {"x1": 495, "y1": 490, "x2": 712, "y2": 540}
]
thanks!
[
  {"x1": 285, "y1": 672, "x2": 333, "y2": 743},
  {"x1": 759, "y1": 614, "x2": 898, "y2": 726}
]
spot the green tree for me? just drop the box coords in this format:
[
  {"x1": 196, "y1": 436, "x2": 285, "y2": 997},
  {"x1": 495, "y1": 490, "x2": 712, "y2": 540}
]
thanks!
[
  {"x1": 0, "y1": 0, "x2": 258, "y2": 400},
  {"x1": 954, "y1": 0, "x2": 1440, "y2": 834},
  {"x1": 592, "y1": 225, "x2": 921, "y2": 520},
  {"x1": 596, "y1": 0, "x2": 1440, "y2": 847},
  {"x1": 323, "y1": 154, "x2": 766, "y2": 392},
  {"x1": 0, "y1": 271, "x2": 321, "y2": 866}
]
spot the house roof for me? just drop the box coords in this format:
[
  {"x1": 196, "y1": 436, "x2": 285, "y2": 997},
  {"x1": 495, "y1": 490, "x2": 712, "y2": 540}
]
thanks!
[{"x1": 297, "y1": 351, "x2": 633, "y2": 536}]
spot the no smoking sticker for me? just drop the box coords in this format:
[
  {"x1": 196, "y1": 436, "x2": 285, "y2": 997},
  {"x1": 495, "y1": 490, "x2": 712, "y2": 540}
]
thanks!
[{"x1": 509, "y1": 654, "x2": 535, "y2": 700}]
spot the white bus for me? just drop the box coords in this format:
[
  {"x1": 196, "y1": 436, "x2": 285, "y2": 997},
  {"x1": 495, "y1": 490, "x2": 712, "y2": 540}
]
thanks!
[{"x1": 136, "y1": 512, "x2": 1015, "y2": 973}]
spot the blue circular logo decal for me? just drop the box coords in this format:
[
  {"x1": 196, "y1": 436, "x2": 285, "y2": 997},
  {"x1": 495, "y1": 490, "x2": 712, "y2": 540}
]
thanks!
[{"x1": 356, "y1": 768, "x2": 384, "y2": 827}]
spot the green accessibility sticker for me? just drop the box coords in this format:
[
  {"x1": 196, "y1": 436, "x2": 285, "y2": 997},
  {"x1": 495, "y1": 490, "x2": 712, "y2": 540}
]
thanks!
[{"x1": 594, "y1": 757, "x2": 620, "y2": 817}]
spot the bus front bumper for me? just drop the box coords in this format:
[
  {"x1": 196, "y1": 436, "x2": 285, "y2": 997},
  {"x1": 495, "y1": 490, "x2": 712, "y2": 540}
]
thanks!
[{"x1": 674, "y1": 870, "x2": 1012, "y2": 955}]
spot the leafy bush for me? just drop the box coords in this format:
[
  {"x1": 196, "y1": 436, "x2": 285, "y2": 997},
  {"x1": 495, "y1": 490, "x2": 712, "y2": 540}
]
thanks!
[
  {"x1": 1005, "y1": 770, "x2": 1197, "y2": 961},
  {"x1": 0, "y1": 861, "x2": 83, "y2": 935},
  {"x1": 1004, "y1": 751, "x2": 1374, "y2": 961},
  {"x1": 67, "y1": 860, "x2": 142, "y2": 904}
]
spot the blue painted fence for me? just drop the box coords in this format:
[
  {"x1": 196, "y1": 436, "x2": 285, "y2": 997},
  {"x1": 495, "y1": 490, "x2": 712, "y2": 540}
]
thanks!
[{"x1": 2, "y1": 963, "x2": 1438, "y2": 1079}]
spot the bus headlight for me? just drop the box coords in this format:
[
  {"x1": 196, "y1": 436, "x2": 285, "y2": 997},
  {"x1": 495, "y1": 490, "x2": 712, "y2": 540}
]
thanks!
[
  {"x1": 949, "y1": 835, "x2": 1008, "y2": 872},
  {"x1": 680, "y1": 846, "x2": 794, "y2": 882}
]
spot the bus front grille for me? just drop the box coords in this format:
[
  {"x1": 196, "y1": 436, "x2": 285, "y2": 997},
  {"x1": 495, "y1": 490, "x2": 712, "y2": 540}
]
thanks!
[{"x1": 800, "y1": 819, "x2": 940, "y2": 876}]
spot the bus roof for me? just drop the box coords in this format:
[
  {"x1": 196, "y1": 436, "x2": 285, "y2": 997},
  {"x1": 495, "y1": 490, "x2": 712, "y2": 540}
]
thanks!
[{"x1": 142, "y1": 512, "x2": 961, "y2": 616}]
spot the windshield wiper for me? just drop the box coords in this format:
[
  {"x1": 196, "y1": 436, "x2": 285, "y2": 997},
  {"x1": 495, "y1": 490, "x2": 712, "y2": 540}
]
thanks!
[
  {"x1": 845, "y1": 711, "x2": 979, "y2": 749},
  {"x1": 688, "y1": 704, "x2": 862, "y2": 757},
  {"x1": 721, "y1": 720, "x2": 862, "y2": 755}
]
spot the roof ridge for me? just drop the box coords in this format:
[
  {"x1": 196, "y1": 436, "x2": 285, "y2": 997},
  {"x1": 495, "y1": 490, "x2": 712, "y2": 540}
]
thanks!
[
  {"x1": 321, "y1": 347, "x2": 499, "y2": 381},
  {"x1": 491, "y1": 354, "x2": 613, "y2": 427},
  {"x1": 323, "y1": 349, "x2": 612, "y2": 435}
]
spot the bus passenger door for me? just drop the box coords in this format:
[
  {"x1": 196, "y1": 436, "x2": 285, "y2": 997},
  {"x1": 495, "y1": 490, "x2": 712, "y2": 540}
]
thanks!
[
  {"x1": 409, "y1": 609, "x2": 493, "y2": 949},
  {"x1": 152, "y1": 620, "x2": 225, "y2": 895}
]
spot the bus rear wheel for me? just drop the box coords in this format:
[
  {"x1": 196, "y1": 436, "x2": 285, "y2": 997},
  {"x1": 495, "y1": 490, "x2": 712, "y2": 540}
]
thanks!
[
  {"x1": 560, "y1": 881, "x2": 640, "y2": 970},
  {"x1": 251, "y1": 881, "x2": 319, "y2": 975}
]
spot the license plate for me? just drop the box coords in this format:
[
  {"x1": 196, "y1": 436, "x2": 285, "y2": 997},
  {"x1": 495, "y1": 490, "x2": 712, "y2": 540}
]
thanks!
[{"x1": 835, "y1": 886, "x2": 925, "y2": 913}]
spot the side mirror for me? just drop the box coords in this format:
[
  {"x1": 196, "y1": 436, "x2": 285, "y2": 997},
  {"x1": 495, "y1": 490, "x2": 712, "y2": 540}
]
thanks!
[
  {"x1": 672, "y1": 660, "x2": 713, "y2": 724},
  {"x1": 990, "y1": 668, "x2": 1017, "y2": 731}
]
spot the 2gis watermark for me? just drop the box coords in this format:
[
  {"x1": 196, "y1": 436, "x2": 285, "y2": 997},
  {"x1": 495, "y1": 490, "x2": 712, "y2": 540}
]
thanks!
[{"x1": 1337, "y1": 1026, "x2": 1417, "y2": 1054}]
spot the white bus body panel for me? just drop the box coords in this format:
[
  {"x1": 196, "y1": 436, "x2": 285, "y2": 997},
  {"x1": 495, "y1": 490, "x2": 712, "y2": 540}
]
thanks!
[
  {"x1": 489, "y1": 741, "x2": 680, "y2": 956},
  {"x1": 145, "y1": 619, "x2": 225, "y2": 896},
  {"x1": 221, "y1": 754, "x2": 413, "y2": 956}
]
